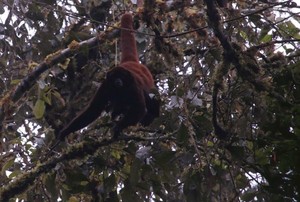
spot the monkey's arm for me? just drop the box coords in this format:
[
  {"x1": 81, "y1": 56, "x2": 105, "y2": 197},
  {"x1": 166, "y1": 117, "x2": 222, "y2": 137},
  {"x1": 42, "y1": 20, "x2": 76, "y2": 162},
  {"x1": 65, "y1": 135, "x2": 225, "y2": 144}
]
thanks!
[
  {"x1": 58, "y1": 81, "x2": 110, "y2": 140},
  {"x1": 140, "y1": 91, "x2": 160, "y2": 126}
]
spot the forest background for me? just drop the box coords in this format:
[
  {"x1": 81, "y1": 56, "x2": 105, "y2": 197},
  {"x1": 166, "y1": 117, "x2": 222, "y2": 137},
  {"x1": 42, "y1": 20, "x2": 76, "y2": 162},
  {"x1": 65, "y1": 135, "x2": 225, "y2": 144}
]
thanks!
[{"x1": 0, "y1": 0, "x2": 300, "y2": 201}]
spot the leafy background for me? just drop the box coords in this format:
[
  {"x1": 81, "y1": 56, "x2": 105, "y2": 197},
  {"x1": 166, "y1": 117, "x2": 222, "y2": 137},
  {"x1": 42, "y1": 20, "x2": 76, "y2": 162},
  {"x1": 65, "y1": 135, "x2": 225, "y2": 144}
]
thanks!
[{"x1": 0, "y1": 0, "x2": 300, "y2": 201}]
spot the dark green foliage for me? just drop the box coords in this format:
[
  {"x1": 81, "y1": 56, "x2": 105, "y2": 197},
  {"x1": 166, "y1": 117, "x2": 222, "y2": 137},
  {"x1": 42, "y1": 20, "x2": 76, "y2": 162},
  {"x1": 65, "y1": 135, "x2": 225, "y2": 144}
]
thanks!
[{"x1": 0, "y1": 0, "x2": 300, "y2": 201}]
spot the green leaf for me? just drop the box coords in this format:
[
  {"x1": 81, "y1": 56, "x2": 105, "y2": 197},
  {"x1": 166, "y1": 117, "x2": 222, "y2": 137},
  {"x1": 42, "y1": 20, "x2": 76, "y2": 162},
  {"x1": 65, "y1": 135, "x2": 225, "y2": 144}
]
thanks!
[
  {"x1": 278, "y1": 21, "x2": 300, "y2": 38},
  {"x1": 8, "y1": 170, "x2": 21, "y2": 178},
  {"x1": 11, "y1": 79, "x2": 21, "y2": 85},
  {"x1": 79, "y1": 181, "x2": 89, "y2": 186},
  {"x1": 111, "y1": 149, "x2": 121, "y2": 160},
  {"x1": 255, "y1": 148, "x2": 269, "y2": 165},
  {"x1": 1, "y1": 158, "x2": 15, "y2": 174},
  {"x1": 260, "y1": 34, "x2": 272, "y2": 43},
  {"x1": 33, "y1": 99, "x2": 45, "y2": 119},
  {"x1": 44, "y1": 173, "x2": 59, "y2": 200},
  {"x1": 240, "y1": 30, "x2": 248, "y2": 40},
  {"x1": 259, "y1": 25, "x2": 271, "y2": 42},
  {"x1": 207, "y1": 141, "x2": 214, "y2": 147}
]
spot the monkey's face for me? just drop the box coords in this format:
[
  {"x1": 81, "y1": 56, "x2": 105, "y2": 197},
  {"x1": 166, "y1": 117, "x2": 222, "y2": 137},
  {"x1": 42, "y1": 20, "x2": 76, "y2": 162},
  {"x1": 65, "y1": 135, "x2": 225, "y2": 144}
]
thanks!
[
  {"x1": 106, "y1": 67, "x2": 135, "y2": 90},
  {"x1": 106, "y1": 67, "x2": 138, "y2": 106}
]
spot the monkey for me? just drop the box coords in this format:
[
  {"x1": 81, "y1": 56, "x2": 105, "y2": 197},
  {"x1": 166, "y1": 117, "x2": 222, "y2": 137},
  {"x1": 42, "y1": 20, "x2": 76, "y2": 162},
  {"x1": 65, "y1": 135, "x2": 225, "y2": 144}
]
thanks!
[{"x1": 58, "y1": 13, "x2": 159, "y2": 139}]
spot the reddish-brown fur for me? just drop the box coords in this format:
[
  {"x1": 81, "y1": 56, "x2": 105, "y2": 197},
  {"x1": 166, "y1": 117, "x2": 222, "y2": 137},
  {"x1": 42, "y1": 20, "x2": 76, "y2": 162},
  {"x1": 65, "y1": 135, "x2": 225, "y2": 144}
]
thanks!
[
  {"x1": 120, "y1": 13, "x2": 139, "y2": 63},
  {"x1": 58, "y1": 13, "x2": 159, "y2": 139},
  {"x1": 119, "y1": 13, "x2": 154, "y2": 92}
]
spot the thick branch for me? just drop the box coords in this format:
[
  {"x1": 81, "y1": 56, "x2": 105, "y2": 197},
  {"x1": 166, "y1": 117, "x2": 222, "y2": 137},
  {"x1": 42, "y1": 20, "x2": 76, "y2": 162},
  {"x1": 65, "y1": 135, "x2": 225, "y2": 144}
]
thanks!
[
  {"x1": 204, "y1": 0, "x2": 290, "y2": 138},
  {"x1": 203, "y1": 0, "x2": 293, "y2": 96},
  {"x1": 12, "y1": 37, "x2": 96, "y2": 102},
  {"x1": 0, "y1": 133, "x2": 170, "y2": 201},
  {"x1": 0, "y1": 137, "x2": 114, "y2": 201},
  {"x1": 0, "y1": 29, "x2": 119, "y2": 128}
]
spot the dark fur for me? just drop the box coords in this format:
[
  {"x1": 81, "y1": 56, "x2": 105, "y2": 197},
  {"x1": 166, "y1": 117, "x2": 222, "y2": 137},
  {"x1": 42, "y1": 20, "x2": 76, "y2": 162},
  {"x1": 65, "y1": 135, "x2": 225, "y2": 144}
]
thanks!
[{"x1": 59, "y1": 13, "x2": 159, "y2": 139}]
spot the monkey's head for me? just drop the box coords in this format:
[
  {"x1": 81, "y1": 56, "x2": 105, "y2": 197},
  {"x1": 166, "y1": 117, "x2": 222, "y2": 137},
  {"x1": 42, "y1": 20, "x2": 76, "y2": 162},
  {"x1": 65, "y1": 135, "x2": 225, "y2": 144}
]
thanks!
[{"x1": 106, "y1": 67, "x2": 135, "y2": 89}]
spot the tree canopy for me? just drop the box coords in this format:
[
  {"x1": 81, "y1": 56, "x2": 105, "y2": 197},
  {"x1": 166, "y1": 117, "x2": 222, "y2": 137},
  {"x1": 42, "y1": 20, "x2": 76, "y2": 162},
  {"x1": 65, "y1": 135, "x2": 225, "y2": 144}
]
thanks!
[{"x1": 0, "y1": 0, "x2": 300, "y2": 201}]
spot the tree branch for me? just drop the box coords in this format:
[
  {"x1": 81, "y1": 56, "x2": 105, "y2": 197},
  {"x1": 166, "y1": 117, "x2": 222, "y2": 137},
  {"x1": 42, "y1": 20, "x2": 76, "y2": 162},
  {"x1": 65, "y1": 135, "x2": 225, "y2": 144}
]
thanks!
[
  {"x1": 204, "y1": 0, "x2": 291, "y2": 139},
  {"x1": 0, "y1": 133, "x2": 170, "y2": 201},
  {"x1": 0, "y1": 29, "x2": 119, "y2": 128}
]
